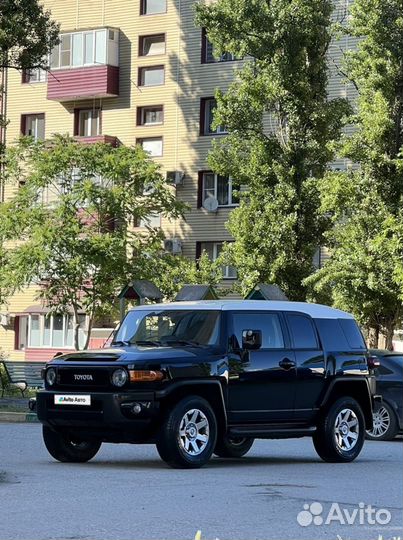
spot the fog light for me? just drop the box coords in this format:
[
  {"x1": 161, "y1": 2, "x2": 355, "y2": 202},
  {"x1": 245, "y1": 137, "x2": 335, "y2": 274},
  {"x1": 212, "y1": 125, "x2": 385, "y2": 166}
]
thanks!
[
  {"x1": 132, "y1": 403, "x2": 142, "y2": 414},
  {"x1": 46, "y1": 368, "x2": 57, "y2": 386},
  {"x1": 112, "y1": 368, "x2": 128, "y2": 387}
]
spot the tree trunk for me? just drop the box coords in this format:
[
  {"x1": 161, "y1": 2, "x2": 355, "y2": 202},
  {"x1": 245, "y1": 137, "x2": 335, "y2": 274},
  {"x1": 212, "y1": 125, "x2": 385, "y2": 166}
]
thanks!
[
  {"x1": 368, "y1": 325, "x2": 380, "y2": 349},
  {"x1": 83, "y1": 315, "x2": 93, "y2": 350},
  {"x1": 72, "y1": 305, "x2": 81, "y2": 351},
  {"x1": 382, "y1": 322, "x2": 395, "y2": 351}
]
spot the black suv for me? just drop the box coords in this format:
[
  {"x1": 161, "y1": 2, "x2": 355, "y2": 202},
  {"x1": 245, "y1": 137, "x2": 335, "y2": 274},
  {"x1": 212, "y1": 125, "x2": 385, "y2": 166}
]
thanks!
[{"x1": 36, "y1": 300, "x2": 378, "y2": 468}]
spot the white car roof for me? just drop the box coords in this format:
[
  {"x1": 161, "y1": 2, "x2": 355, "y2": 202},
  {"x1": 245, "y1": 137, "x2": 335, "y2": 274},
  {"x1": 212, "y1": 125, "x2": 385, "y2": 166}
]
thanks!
[{"x1": 129, "y1": 300, "x2": 354, "y2": 320}]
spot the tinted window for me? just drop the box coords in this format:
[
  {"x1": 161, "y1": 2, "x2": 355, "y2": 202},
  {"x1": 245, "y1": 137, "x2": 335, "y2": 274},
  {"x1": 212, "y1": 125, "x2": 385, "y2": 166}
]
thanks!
[
  {"x1": 315, "y1": 319, "x2": 349, "y2": 351},
  {"x1": 231, "y1": 313, "x2": 284, "y2": 349},
  {"x1": 287, "y1": 314, "x2": 318, "y2": 349},
  {"x1": 339, "y1": 319, "x2": 366, "y2": 349}
]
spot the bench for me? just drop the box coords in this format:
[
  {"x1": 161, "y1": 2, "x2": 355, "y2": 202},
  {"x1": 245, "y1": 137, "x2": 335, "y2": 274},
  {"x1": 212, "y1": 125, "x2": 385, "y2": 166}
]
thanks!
[{"x1": 1, "y1": 361, "x2": 46, "y2": 397}]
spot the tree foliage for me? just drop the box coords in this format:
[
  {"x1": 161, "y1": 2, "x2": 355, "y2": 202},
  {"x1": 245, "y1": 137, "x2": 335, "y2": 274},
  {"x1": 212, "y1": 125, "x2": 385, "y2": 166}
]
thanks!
[
  {"x1": 196, "y1": 0, "x2": 350, "y2": 299},
  {"x1": 0, "y1": 0, "x2": 59, "y2": 70},
  {"x1": 306, "y1": 0, "x2": 403, "y2": 348},
  {"x1": 0, "y1": 137, "x2": 198, "y2": 349}
]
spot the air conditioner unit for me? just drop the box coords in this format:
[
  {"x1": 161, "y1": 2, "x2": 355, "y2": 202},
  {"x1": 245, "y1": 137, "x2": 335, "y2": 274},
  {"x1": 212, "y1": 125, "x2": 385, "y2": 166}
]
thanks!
[
  {"x1": 166, "y1": 171, "x2": 185, "y2": 186},
  {"x1": 0, "y1": 313, "x2": 11, "y2": 326},
  {"x1": 164, "y1": 238, "x2": 182, "y2": 255}
]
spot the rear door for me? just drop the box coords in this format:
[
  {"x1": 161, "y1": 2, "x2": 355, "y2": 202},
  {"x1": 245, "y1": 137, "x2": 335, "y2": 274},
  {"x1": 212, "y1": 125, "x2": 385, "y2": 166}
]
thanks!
[
  {"x1": 285, "y1": 313, "x2": 326, "y2": 422},
  {"x1": 227, "y1": 311, "x2": 297, "y2": 423}
]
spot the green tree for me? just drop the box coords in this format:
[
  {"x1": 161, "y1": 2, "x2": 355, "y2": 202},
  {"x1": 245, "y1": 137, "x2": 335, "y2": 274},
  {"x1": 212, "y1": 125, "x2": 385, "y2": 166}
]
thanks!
[
  {"x1": 196, "y1": 0, "x2": 350, "y2": 299},
  {"x1": 306, "y1": 0, "x2": 403, "y2": 349},
  {"x1": 1, "y1": 136, "x2": 186, "y2": 349},
  {"x1": 0, "y1": 0, "x2": 59, "y2": 71}
]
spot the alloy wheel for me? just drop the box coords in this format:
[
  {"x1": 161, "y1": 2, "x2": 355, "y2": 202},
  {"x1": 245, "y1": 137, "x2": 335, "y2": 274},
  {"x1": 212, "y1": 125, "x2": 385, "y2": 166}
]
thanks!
[
  {"x1": 179, "y1": 408, "x2": 210, "y2": 456},
  {"x1": 334, "y1": 408, "x2": 360, "y2": 451},
  {"x1": 367, "y1": 406, "x2": 391, "y2": 438}
]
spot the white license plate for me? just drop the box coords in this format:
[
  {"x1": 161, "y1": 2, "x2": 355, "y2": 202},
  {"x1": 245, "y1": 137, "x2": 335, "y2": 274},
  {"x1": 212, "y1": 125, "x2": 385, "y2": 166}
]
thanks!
[{"x1": 54, "y1": 395, "x2": 91, "y2": 406}]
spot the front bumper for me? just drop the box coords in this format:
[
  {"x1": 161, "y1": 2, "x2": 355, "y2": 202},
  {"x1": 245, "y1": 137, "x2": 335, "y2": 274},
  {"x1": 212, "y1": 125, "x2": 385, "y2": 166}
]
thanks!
[{"x1": 36, "y1": 390, "x2": 159, "y2": 433}]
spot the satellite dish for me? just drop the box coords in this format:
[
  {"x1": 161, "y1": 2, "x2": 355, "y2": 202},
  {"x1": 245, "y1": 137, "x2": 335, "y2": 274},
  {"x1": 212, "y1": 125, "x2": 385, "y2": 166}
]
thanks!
[{"x1": 202, "y1": 196, "x2": 219, "y2": 213}]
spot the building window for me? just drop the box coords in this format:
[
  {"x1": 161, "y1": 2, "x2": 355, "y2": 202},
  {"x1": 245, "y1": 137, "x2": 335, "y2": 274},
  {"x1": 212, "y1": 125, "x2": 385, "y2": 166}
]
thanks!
[
  {"x1": 199, "y1": 172, "x2": 239, "y2": 207},
  {"x1": 75, "y1": 109, "x2": 101, "y2": 137},
  {"x1": 139, "y1": 213, "x2": 161, "y2": 228},
  {"x1": 27, "y1": 313, "x2": 86, "y2": 349},
  {"x1": 198, "y1": 242, "x2": 237, "y2": 279},
  {"x1": 138, "y1": 137, "x2": 163, "y2": 157},
  {"x1": 140, "y1": 0, "x2": 166, "y2": 15},
  {"x1": 138, "y1": 65, "x2": 165, "y2": 86},
  {"x1": 137, "y1": 105, "x2": 164, "y2": 126},
  {"x1": 139, "y1": 34, "x2": 166, "y2": 56},
  {"x1": 23, "y1": 68, "x2": 47, "y2": 83},
  {"x1": 201, "y1": 30, "x2": 238, "y2": 64},
  {"x1": 200, "y1": 98, "x2": 227, "y2": 135},
  {"x1": 21, "y1": 114, "x2": 45, "y2": 141},
  {"x1": 50, "y1": 28, "x2": 119, "y2": 70}
]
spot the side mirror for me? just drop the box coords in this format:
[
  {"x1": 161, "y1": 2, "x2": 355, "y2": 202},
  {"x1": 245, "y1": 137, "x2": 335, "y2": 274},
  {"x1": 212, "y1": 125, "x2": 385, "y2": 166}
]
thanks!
[{"x1": 242, "y1": 329, "x2": 262, "y2": 350}]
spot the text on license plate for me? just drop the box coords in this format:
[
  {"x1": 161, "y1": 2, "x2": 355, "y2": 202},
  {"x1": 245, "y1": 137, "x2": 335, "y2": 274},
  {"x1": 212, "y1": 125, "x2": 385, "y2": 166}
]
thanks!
[{"x1": 54, "y1": 395, "x2": 91, "y2": 406}]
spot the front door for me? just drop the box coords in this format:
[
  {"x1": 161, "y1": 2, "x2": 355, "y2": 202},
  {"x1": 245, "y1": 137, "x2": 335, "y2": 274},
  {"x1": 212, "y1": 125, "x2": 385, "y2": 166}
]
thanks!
[{"x1": 227, "y1": 311, "x2": 297, "y2": 423}]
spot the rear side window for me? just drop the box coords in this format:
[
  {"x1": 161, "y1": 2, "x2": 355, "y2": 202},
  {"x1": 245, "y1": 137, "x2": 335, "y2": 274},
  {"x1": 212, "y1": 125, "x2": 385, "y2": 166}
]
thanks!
[
  {"x1": 231, "y1": 313, "x2": 285, "y2": 349},
  {"x1": 314, "y1": 319, "x2": 349, "y2": 351},
  {"x1": 286, "y1": 314, "x2": 318, "y2": 349},
  {"x1": 338, "y1": 319, "x2": 366, "y2": 349}
]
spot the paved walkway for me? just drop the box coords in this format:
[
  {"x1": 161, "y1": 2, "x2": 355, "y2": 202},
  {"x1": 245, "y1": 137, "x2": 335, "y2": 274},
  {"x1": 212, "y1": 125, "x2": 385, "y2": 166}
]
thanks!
[{"x1": 0, "y1": 398, "x2": 29, "y2": 410}]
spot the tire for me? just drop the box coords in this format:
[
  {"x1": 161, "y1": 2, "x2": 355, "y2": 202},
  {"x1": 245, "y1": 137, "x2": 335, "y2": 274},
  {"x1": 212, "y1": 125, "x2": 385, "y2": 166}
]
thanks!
[
  {"x1": 42, "y1": 426, "x2": 101, "y2": 463},
  {"x1": 156, "y1": 396, "x2": 217, "y2": 469},
  {"x1": 214, "y1": 436, "x2": 254, "y2": 458},
  {"x1": 313, "y1": 396, "x2": 365, "y2": 463},
  {"x1": 366, "y1": 401, "x2": 399, "y2": 441}
]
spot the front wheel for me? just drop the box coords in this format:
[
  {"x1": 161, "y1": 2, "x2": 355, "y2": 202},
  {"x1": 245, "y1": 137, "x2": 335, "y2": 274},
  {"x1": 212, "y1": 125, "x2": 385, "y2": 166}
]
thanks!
[
  {"x1": 42, "y1": 426, "x2": 101, "y2": 463},
  {"x1": 214, "y1": 436, "x2": 254, "y2": 458},
  {"x1": 366, "y1": 401, "x2": 399, "y2": 441},
  {"x1": 313, "y1": 397, "x2": 365, "y2": 463},
  {"x1": 156, "y1": 396, "x2": 217, "y2": 469}
]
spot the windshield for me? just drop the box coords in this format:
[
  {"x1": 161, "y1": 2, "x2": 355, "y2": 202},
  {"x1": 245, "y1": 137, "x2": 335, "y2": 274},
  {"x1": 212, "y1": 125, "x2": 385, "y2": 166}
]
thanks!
[{"x1": 113, "y1": 309, "x2": 221, "y2": 347}]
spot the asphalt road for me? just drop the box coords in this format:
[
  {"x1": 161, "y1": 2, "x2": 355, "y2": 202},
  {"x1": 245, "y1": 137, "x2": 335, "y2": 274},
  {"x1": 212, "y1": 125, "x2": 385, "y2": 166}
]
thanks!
[{"x1": 0, "y1": 424, "x2": 402, "y2": 540}]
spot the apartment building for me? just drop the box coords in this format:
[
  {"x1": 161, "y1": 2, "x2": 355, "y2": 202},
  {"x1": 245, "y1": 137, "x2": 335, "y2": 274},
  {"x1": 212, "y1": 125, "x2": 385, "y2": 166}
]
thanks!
[{"x1": 0, "y1": 0, "x2": 365, "y2": 361}]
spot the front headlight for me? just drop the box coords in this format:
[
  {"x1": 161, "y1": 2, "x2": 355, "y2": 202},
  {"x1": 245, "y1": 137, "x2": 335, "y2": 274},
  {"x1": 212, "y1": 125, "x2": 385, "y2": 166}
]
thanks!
[
  {"x1": 46, "y1": 368, "x2": 57, "y2": 386},
  {"x1": 111, "y1": 368, "x2": 128, "y2": 387}
]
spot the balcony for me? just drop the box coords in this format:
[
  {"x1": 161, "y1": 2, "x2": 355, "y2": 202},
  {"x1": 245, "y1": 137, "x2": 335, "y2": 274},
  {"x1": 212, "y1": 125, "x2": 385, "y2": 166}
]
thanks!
[
  {"x1": 47, "y1": 27, "x2": 119, "y2": 102},
  {"x1": 73, "y1": 135, "x2": 120, "y2": 147}
]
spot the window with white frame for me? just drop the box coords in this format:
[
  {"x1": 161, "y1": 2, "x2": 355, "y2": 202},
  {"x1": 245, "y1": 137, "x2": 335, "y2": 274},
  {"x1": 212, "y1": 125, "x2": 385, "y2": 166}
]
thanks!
[
  {"x1": 139, "y1": 65, "x2": 165, "y2": 86},
  {"x1": 139, "y1": 213, "x2": 161, "y2": 228},
  {"x1": 141, "y1": 0, "x2": 166, "y2": 15},
  {"x1": 138, "y1": 137, "x2": 163, "y2": 157},
  {"x1": 28, "y1": 313, "x2": 86, "y2": 349},
  {"x1": 24, "y1": 68, "x2": 47, "y2": 83},
  {"x1": 77, "y1": 109, "x2": 101, "y2": 137},
  {"x1": 137, "y1": 105, "x2": 164, "y2": 126},
  {"x1": 202, "y1": 98, "x2": 227, "y2": 135},
  {"x1": 139, "y1": 34, "x2": 166, "y2": 56},
  {"x1": 22, "y1": 114, "x2": 45, "y2": 141},
  {"x1": 201, "y1": 172, "x2": 239, "y2": 206},
  {"x1": 199, "y1": 242, "x2": 237, "y2": 279},
  {"x1": 50, "y1": 28, "x2": 118, "y2": 70}
]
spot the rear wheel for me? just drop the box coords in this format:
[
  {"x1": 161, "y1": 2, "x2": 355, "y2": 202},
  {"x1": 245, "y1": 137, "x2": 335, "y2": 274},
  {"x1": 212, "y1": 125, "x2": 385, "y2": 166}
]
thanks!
[
  {"x1": 156, "y1": 396, "x2": 217, "y2": 469},
  {"x1": 42, "y1": 426, "x2": 101, "y2": 463},
  {"x1": 313, "y1": 397, "x2": 365, "y2": 463},
  {"x1": 214, "y1": 436, "x2": 254, "y2": 458},
  {"x1": 366, "y1": 401, "x2": 399, "y2": 441}
]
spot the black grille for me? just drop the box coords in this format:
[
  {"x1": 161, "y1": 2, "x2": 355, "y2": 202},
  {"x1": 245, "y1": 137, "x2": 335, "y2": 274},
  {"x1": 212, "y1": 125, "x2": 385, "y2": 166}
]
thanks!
[{"x1": 58, "y1": 368, "x2": 110, "y2": 387}]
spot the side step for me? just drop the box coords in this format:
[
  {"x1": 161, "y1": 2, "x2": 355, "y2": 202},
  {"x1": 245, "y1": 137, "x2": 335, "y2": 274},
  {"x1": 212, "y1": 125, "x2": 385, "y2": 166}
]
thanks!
[{"x1": 228, "y1": 424, "x2": 316, "y2": 439}]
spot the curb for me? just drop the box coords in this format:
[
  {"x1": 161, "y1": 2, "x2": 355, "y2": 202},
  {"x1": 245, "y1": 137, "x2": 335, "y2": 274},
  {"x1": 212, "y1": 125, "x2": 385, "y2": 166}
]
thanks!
[{"x1": 0, "y1": 411, "x2": 39, "y2": 423}]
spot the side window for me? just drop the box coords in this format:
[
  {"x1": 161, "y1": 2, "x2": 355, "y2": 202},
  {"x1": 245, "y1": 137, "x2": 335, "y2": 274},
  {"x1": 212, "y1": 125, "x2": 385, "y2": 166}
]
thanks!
[
  {"x1": 338, "y1": 319, "x2": 366, "y2": 349},
  {"x1": 231, "y1": 313, "x2": 284, "y2": 349},
  {"x1": 286, "y1": 314, "x2": 318, "y2": 349},
  {"x1": 315, "y1": 319, "x2": 349, "y2": 351}
]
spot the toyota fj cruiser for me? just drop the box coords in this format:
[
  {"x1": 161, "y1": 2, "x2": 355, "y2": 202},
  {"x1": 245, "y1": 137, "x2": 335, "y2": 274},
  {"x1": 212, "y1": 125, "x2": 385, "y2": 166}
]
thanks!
[{"x1": 36, "y1": 300, "x2": 378, "y2": 468}]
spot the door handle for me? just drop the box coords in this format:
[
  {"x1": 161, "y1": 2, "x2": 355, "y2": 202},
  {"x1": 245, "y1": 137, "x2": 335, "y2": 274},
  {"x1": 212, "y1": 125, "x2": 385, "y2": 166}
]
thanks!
[{"x1": 279, "y1": 358, "x2": 296, "y2": 370}]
